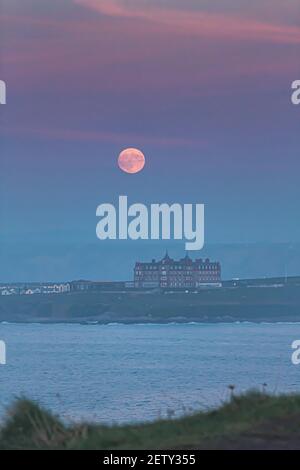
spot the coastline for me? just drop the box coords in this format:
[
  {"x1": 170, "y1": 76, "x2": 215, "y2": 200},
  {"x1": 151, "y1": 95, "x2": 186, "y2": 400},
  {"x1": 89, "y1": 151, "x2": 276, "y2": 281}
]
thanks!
[
  {"x1": 1, "y1": 284, "x2": 300, "y2": 324},
  {"x1": 2, "y1": 319, "x2": 300, "y2": 325}
]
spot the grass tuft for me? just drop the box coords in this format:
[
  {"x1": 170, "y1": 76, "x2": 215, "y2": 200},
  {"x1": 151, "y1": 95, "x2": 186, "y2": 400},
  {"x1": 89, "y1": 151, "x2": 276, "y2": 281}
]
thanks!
[{"x1": 2, "y1": 391, "x2": 300, "y2": 449}]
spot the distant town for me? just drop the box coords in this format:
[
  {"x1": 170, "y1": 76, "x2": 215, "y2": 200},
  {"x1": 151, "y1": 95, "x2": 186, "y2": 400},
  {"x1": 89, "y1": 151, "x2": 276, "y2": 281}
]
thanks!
[
  {"x1": 0, "y1": 252, "x2": 222, "y2": 296},
  {"x1": 1, "y1": 252, "x2": 300, "y2": 325},
  {"x1": 2, "y1": 251, "x2": 300, "y2": 299}
]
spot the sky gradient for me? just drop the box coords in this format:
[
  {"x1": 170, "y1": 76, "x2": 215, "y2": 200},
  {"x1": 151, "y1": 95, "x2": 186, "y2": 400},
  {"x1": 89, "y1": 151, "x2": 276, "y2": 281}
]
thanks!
[{"x1": 0, "y1": 1, "x2": 300, "y2": 280}]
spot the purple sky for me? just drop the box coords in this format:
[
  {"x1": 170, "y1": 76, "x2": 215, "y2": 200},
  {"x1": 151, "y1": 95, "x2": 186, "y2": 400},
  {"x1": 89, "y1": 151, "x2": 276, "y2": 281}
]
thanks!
[{"x1": 1, "y1": 0, "x2": 300, "y2": 250}]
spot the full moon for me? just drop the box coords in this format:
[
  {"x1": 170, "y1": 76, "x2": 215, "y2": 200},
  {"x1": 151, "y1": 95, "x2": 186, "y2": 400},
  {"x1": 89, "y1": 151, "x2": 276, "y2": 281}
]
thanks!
[{"x1": 118, "y1": 148, "x2": 145, "y2": 174}]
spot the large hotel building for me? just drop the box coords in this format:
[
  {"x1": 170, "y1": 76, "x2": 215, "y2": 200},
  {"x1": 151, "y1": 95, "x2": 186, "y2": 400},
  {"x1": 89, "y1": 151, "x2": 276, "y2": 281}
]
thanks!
[{"x1": 134, "y1": 252, "x2": 221, "y2": 289}]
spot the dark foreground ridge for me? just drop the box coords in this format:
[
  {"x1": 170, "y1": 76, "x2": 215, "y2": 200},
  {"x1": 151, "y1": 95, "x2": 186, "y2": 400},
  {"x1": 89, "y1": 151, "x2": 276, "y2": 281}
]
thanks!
[{"x1": 1, "y1": 391, "x2": 300, "y2": 449}]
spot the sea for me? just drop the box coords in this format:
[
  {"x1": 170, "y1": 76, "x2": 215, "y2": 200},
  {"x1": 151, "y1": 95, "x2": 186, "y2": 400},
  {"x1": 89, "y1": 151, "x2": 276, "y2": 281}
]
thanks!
[{"x1": 0, "y1": 322, "x2": 299, "y2": 424}]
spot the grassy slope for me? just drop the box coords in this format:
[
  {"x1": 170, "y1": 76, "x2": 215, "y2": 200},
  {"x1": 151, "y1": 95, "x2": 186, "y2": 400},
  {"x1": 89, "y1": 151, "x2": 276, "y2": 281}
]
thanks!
[{"x1": 1, "y1": 392, "x2": 300, "y2": 449}]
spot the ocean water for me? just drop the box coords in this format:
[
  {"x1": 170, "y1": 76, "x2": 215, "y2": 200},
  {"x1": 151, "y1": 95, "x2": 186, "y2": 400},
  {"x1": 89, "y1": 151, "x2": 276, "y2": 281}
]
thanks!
[{"x1": 0, "y1": 322, "x2": 299, "y2": 424}]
